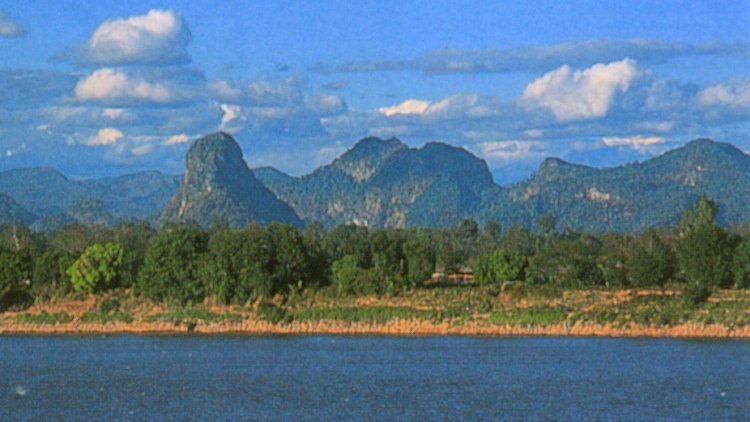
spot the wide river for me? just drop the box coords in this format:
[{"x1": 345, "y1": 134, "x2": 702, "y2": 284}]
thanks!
[{"x1": 1, "y1": 336, "x2": 748, "y2": 420}]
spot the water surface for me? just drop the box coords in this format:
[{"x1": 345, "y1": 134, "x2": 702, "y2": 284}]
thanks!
[{"x1": 1, "y1": 336, "x2": 748, "y2": 420}]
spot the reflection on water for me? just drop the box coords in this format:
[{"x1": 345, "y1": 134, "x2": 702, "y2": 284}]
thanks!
[{"x1": 1, "y1": 336, "x2": 749, "y2": 420}]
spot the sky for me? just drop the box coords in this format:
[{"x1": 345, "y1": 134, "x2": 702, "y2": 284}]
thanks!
[{"x1": 1, "y1": 1, "x2": 750, "y2": 182}]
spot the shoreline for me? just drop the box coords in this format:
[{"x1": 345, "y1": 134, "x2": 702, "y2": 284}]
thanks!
[{"x1": 2, "y1": 319, "x2": 750, "y2": 339}]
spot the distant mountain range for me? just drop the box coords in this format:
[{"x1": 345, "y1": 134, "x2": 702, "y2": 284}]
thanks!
[{"x1": 1, "y1": 133, "x2": 749, "y2": 233}]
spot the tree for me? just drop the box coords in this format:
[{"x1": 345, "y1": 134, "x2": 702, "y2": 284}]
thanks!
[
  {"x1": 267, "y1": 223, "x2": 314, "y2": 292},
  {"x1": 731, "y1": 238, "x2": 750, "y2": 289},
  {"x1": 0, "y1": 247, "x2": 34, "y2": 310},
  {"x1": 138, "y1": 226, "x2": 208, "y2": 305},
  {"x1": 201, "y1": 226, "x2": 274, "y2": 304},
  {"x1": 67, "y1": 242, "x2": 124, "y2": 293},
  {"x1": 403, "y1": 234, "x2": 435, "y2": 286},
  {"x1": 331, "y1": 254, "x2": 375, "y2": 296},
  {"x1": 676, "y1": 195, "x2": 733, "y2": 302},
  {"x1": 536, "y1": 214, "x2": 557, "y2": 236},
  {"x1": 474, "y1": 249, "x2": 528, "y2": 287},
  {"x1": 32, "y1": 249, "x2": 75, "y2": 299},
  {"x1": 626, "y1": 230, "x2": 675, "y2": 288}
]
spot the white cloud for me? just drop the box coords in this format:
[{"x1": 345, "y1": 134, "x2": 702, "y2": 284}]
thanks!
[
  {"x1": 75, "y1": 9, "x2": 191, "y2": 66},
  {"x1": 75, "y1": 68, "x2": 173, "y2": 104},
  {"x1": 478, "y1": 140, "x2": 547, "y2": 163},
  {"x1": 601, "y1": 135, "x2": 665, "y2": 152},
  {"x1": 697, "y1": 78, "x2": 750, "y2": 109},
  {"x1": 130, "y1": 143, "x2": 154, "y2": 156},
  {"x1": 164, "y1": 133, "x2": 189, "y2": 146},
  {"x1": 102, "y1": 108, "x2": 126, "y2": 119},
  {"x1": 219, "y1": 104, "x2": 241, "y2": 131},
  {"x1": 520, "y1": 58, "x2": 639, "y2": 121},
  {"x1": 209, "y1": 78, "x2": 303, "y2": 105},
  {"x1": 379, "y1": 99, "x2": 431, "y2": 116},
  {"x1": 87, "y1": 128, "x2": 124, "y2": 146},
  {"x1": 0, "y1": 11, "x2": 24, "y2": 37},
  {"x1": 379, "y1": 95, "x2": 491, "y2": 119},
  {"x1": 304, "y1": 93, "x2": 346, "y2": 115}
]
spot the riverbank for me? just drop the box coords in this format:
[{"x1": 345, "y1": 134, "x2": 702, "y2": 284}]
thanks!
[
  {"x1": 2, "y1": 287, "x2": 749, "y2": 338},
  {"x1": 2, "y1": 318, "x2": 750, "y2": 339}
]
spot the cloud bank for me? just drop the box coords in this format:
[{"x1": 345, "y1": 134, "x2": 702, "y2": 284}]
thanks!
[
  {"x1": 315, "y1": 40, "x2": 750, "y2": 75},
  {"x1": 67, "y1": 9, "x2": 192, "y2": 66}
]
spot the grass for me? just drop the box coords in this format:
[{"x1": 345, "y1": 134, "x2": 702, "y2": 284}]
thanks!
[
  {"x1": 488, "y1": 306, "x2": 568, "y2": 326},
  {"x1": 291, "y1": 305, "x2": 471, "y2": 323},
  {"x1": 15, "y1": 312, "x2": 73, "y2": 325},
  {"x1": 144, "y1": 308, "x2": 244, "y2": 325},
  {"x1": 80, "y1": 310, "x2": 133, "y2": 324}
]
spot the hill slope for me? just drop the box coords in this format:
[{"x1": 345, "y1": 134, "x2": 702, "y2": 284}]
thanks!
[
  {"x1": 257, "y1": 137, "x2": 495, "y2": 228},
  {"x1": 160, "y1": 132, "x2": 302, "y2": 229},
  {"x1": 479, "y1": 138, "x2": 750, "y2": 232}
]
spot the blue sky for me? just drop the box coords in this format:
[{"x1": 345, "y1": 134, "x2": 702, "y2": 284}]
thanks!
[{"x1": 1, "y1": 1, "x2": 750, "y2": 182}]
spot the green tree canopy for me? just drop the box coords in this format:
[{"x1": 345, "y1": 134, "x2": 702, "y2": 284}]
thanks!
[
  {"x1": 474, "y1": 249, "x2": 529, "y2": 287},
  {"x1": 676, "y1": 196, "x2": 733, "y2": 302},
  {"x1": 67, "y1": 242, "x2": 124, "y2": 293},
  {"x1": 138, "y1": 226, "x2": 208, "y2": 305}
]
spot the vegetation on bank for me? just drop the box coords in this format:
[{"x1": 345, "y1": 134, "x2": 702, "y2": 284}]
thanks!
[{"x1": 1, "y1": 195, "x2": 750, "y2": 332}]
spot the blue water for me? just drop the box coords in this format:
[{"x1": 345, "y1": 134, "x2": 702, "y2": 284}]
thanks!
[{"x1": 1, "y1": 336, "x2": 749, "y2": 421}]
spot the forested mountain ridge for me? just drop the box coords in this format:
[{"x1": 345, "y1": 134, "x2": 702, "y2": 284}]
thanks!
[
  {"x1": 0, "y1": 167, "x2": 179, "y2": 228},
  {"x1": 0, "y1": 193, "x2": 37, "y2": 226},
  {"x1": 256, "y1": 137, "x2": 496, "y2": 228},
  {"x1": 2, "y1": 135, "x2": 750, "y2": 233},
  {"x1": 478, "y1": 138, "x2": 750, "y2": 232},
  {"x1": 159, "y1": 132, "x2": 302, "y2": 229}
]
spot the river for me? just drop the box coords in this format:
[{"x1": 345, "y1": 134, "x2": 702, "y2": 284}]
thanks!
[{"x1": 1, "y1": 336, "x2": 748, "y2": 420}]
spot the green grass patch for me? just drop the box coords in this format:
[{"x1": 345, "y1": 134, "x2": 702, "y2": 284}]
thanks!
[
  {"x1": 80, "y1": 310, "x2": 133, "y2": 324},
  {"x1": 15, "y1": 312, "x2": 73, "y2": 325},
  {"x1": 488, "y1": 306, "x2": 568, "y2": 326},
  {"x1": 292, "y1": 306, "x2": 446, "y2": 323},
  {"x1": 144, "y1": 308, "x2": 244, "y2": 325}
]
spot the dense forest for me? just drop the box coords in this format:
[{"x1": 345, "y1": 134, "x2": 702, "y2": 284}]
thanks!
[{"x1": 1, "y1": 194, "x2": 748, "y2": 316}]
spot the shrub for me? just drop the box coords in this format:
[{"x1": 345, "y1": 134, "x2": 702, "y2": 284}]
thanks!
[
  {"x1": 474, "y1": 249, "x2": 528, "y2": 287},
  {"x1": 67, "y1": 243, "x2": 124, "y2": 293}
]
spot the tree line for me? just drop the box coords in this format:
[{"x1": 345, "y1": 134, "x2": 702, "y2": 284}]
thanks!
[{"x1": 1, "y1": 194, "x2": 748, "y2": 310}]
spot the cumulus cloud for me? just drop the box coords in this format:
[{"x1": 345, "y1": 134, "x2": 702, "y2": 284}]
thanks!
[
  {"x1": 75, "y1": 68, "x2": 174, "y2": 104},
  {"x1": 379, "y1": 99, "x2": 431, "y2": 116},
  {"x1": 0, "y1": 11, "x2": 24, "y2": 37},
  {"x1": 87, "y1": 128, "x2": 124, "y2": 146},
  {"x1": 315, "y1": 40, "x2": 750, "y2": 75},
  {"x1": 697, "y1": 78, "x2": 750, "y2": 109},
  {"x1": 164, "y1": 133, "x2": 189, "y2": 146},
  {"x1": 520, "y1": 58, "x2": 639, "y2": 121},
  {"x1": 601, "y1": 135, "x2": 665, "y2": 152},
  {"x1": 219, "y1": 104, "x2": 241, "y2": 131},
  {"x1": 69, "y1": 9, "x2": 191, "y2": 66},
  {"x1": 379, "y1": 94, "x2": 500, "y2": 120}
]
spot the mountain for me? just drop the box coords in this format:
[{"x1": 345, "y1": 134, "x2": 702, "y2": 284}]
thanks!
[
  {"x1": 0, "y1": 167, "x2": 88, "y2": 216},
  {"x1": 2, "y1": 135, "x2": 750, "y2": 234},
  {"x1": 479, "y1": 138, "x2": 750, "y2": 232},
  {"x1": 256, "y1": 137, "x2": 495, "y2": 228},
  {"x1": 0, "y1": 194, "x2": 37, "y2": 226},
  {"x1": 80, "y1": 171, "x2": 181, "y2": 223},
  {"x1": 0, "y1": 167, "x2": 179, "y2": 225},
  {"x1": 160, "y1": 132, "x2": 302, "y2": 229}
]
